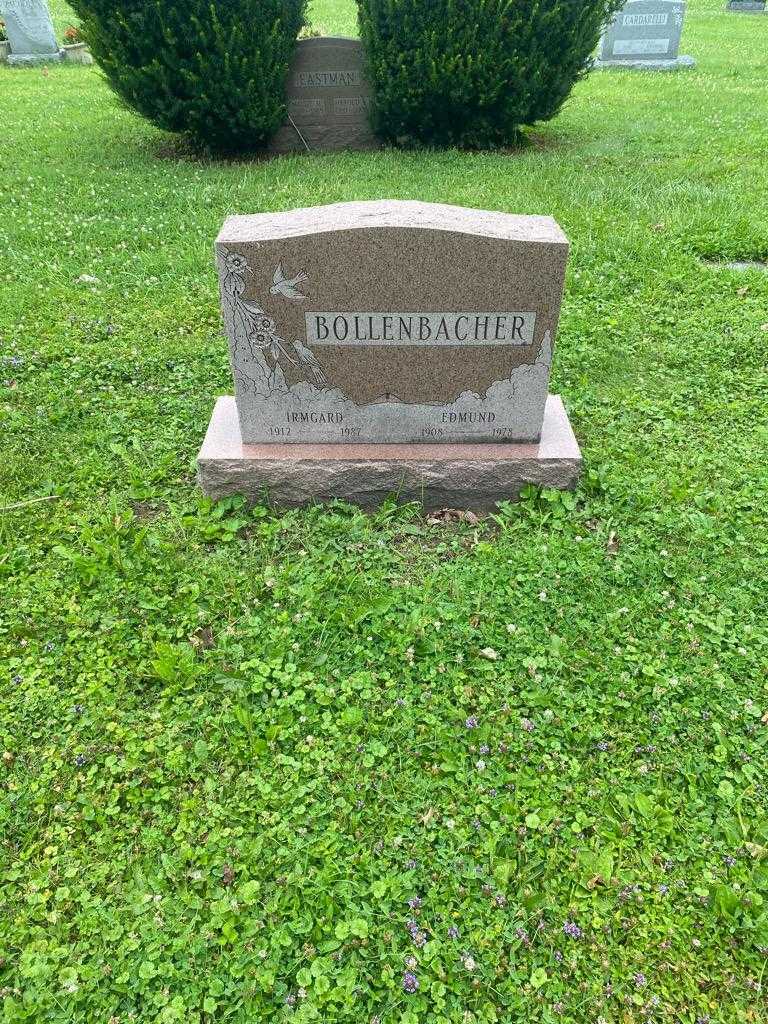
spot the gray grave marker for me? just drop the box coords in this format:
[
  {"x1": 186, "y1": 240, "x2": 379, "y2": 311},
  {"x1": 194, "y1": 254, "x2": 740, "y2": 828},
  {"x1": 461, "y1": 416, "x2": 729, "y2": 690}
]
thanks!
[
  {"x1": 269, "y1": 37, "x2": 379, "y2": 154},
  {"x1": 198, "y1": 201, "x2": 582, "y2": 510},
  {"x1": 597, "y1": 0, "x2": 694, "y2": 69},
  {"x1": 0, "y1": 0, "x2": 62, "y2": 65},
  {"x1": 726, "y1": 0, "x2": 766, "y2": 11},
  {"x1": 213, "y1": 201, "x2": 568, "y2": 445}
]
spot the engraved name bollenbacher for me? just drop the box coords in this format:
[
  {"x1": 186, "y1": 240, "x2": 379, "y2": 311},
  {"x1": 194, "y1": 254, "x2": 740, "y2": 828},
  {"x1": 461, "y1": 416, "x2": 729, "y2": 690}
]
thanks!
[{"x1": 306, "y1": 312, "x2": 536, "y2": 346}]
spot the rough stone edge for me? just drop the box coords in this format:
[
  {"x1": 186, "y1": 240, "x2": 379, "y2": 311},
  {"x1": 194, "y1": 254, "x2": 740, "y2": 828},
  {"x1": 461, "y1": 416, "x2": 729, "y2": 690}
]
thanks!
[
  {"x1": 197, "y1": 394, "x2": 583, "y2": 513},
  {"x1": 8, "y1": 50, "x2": 64, "y2": 66},
  {"x1": 216, "y1": 201, "x2": 570, "y2": 248},
  {"x1": 594, "y1": 54, "x2": 696, "y2": 71}
]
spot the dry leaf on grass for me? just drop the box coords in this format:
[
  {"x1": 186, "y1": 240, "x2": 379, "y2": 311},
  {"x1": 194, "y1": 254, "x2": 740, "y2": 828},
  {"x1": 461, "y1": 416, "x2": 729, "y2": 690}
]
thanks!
[{"x1": 426, "y1": 508, "x2": 480, "y2": 526}]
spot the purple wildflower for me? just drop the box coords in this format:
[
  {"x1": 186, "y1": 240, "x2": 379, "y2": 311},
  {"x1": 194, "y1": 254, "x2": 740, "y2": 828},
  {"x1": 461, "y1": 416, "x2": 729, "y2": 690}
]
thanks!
[
  {"x1": 465, "y1": 716, "x2": 479, "y2": 729},
  {"x1": 521, "y1": 718, "x2": 535, "y2": 732},
  {"x1": 479, "y1": 744, "x2": 490, "y2": 755},
  {"x1": 447, "y1": 925, "x2": 459, "y2": 939},
  {"x1": 412, "y1": 931, "x2": 427, "y2": 948},
  {"x1": 402, "y1": 971, "x2": 419, "y2": 994},
  {"x1": 724, "y1": 855, "x2": 737, "y2": 868},
  {"x1": 406, "y1": 919, "x2": 419, "y2": 935},
  {"x1": 634, "y1": 972, "x2": 647, "y2": 989},
  {"x1": 563, "y1": 921, "x2": 582, "y2": 940},
  {"x1": 74, "y1": 753, "x2": 86, "y2": 767},
  {"x1": 407, "y1": 896, "x2": 422, "y2": 911}
]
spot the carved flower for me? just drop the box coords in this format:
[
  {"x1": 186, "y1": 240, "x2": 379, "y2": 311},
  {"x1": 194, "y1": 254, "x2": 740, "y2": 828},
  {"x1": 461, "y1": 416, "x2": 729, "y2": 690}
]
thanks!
[
  {"x1": 225, "y1": 252, "x2": 249, "y2": 275},
  {"x1": 254, "y1": 314, "x2": 276, "y2": 334},
  {"x1": 251, "y1": 330, "x2": 271, "y2": 350}
]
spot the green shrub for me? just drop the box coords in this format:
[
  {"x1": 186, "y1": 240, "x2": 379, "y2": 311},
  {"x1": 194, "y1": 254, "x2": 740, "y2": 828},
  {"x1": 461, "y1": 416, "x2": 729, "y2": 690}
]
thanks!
[
  {"x1": 69, "y1": 0, "x2": 306, "y2": 153},
  {"x1": 357, "y1": 0, "x2": 625, "y2": 148}
]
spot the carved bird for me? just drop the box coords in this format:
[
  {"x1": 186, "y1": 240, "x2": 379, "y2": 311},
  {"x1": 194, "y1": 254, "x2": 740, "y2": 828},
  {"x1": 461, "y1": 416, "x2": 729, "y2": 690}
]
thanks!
[
  {"x1": 270, "y1": 262, "x2": 309, "y2": 300},
  {"x1": 292, "y1": 340, "x2": 327, "y2": 388}
]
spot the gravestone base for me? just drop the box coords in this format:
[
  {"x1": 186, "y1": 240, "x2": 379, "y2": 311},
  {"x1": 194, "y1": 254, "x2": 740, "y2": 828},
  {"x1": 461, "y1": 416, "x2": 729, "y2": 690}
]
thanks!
[
  {"x1": 8, "y1": 48, "x2": 63, "y2": 65},
  {"x1": 727, "y1": 1, "x2": 766, "y2": 10},
  {"x1": 197, "y1": 394, "x2": 582, "y2": 512},
  {"x1": 269, "y1": 123, "x2": 381, "y2": 155},
  {"x1": 595, "y1": 53, "x2": 695, "y2": 70}
]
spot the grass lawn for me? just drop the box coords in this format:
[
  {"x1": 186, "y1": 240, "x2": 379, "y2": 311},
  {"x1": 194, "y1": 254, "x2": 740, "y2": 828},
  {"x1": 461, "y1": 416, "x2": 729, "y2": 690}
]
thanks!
[{"x1": 2, "y1": 1, "x2": 768, "y2": 1021}]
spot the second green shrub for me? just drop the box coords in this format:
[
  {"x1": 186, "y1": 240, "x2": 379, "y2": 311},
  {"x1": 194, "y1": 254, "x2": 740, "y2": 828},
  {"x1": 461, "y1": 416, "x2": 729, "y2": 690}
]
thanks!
[{"x1": 357, "y1": 0, "x2": 624, "y2": 148}]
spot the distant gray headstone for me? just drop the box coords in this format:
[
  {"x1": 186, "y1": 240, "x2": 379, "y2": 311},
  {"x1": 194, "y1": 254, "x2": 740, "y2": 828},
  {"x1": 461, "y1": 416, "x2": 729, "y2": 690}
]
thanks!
[
  {"x1": 269, "y1": 37, "x2": 380, "y2": 155},
  {"x1": 1, "y1": 0, "x2": 61, "y2": 64},
  {"x1": 726, "y1": 0, "x2": 766, "y2": 11},
  {"x1": 597, "y1": 0, "x2": 694, "y2": 69}
]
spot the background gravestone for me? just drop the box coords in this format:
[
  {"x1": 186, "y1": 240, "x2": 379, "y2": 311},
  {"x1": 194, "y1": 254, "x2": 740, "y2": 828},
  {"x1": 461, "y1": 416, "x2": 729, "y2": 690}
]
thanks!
[
  {"x1": 1, "y1": 0, "x2": 62, "y2": 65},
  {"x1": 269, "y1": 37, "x2": 379, "y2": 154},
  {"x1": 597, "y1": 0, "x2": 694, "y2": 69},
  {"x1": 726, "y1": 0, "x2": 766, "y2": 11}
]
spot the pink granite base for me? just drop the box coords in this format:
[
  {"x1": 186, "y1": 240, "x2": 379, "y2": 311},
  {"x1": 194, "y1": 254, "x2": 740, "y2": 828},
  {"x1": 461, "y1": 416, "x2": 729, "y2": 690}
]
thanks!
[{"x1": 197, "y1": 395, "x2": 582, "y2": 512}]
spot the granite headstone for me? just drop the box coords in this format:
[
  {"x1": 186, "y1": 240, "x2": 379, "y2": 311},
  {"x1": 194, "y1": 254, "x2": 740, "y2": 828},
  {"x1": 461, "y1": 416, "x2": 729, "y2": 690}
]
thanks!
[
  {"x1": 597, "y1": 0, "x2": 694, "y2": 69},
  {"x1": 726, "y1": 0, "x2": 766, "y2": 11},
  {"x1": 269, "y1": 37, "x2": 379, "y2": 154},
  {"x1": 214, "y1": 201, "x2": 569, "y2": 445},
  {"x1": 199, "y1": 201, "x2": 582, "y2": 509},
  {"x1": 1, "y1": 0, "x2": 62, "y2": 65}
]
